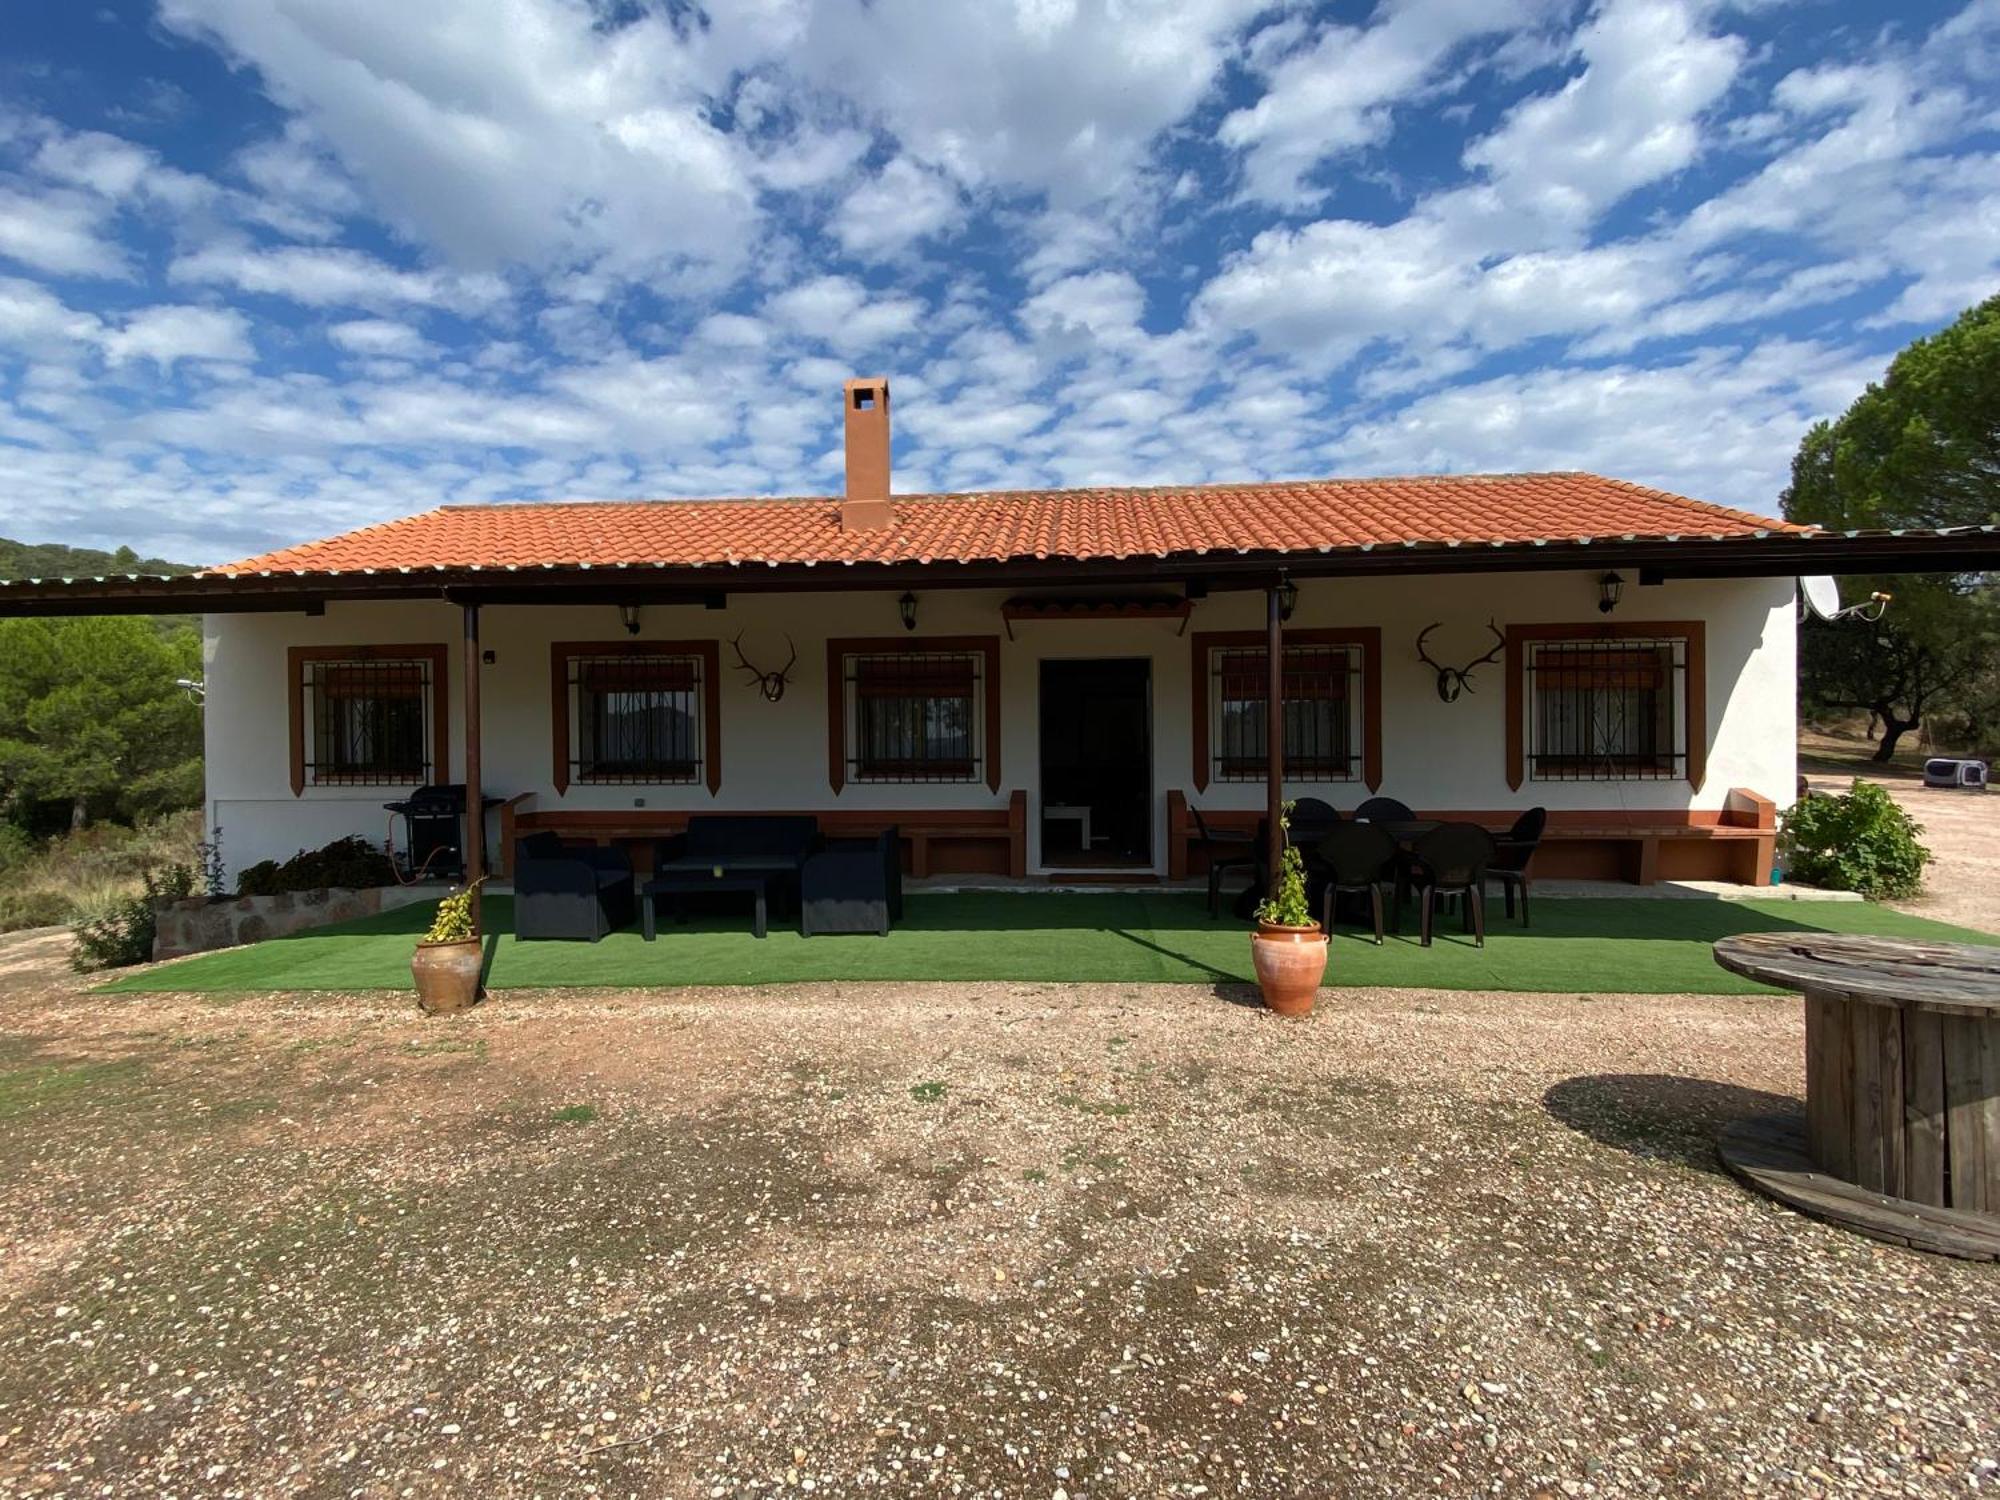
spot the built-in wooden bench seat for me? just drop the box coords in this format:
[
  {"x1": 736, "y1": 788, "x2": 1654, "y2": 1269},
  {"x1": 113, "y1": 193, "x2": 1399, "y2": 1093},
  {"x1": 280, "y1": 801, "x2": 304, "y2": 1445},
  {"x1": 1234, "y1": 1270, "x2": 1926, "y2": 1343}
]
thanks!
[
  {"x1": 500, "y1": 790, "x2": 1027, "y2": 880},
  {"x1": 1167, "y1": 788, "x2": 1776, "y2": 887}
]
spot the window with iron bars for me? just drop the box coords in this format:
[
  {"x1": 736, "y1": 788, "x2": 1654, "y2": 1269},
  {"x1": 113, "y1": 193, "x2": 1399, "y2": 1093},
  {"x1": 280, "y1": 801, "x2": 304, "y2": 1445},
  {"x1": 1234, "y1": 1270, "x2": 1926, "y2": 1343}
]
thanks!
[
  {"x1": 1526, "y1": 637, "x2": 1687, "y2": 781},
  {"x1": 302, "y1": 657, "x2": 433, "y2": 785},
  {"x1": 844, "y1": 651, "x2": 982, "y2": 783},
  {"x1": 568, "y1": 653, "x2": 704, "y2": 784},
  {"x1": 1211, "y1": 643, "x2": 1361, "y2": 782}
]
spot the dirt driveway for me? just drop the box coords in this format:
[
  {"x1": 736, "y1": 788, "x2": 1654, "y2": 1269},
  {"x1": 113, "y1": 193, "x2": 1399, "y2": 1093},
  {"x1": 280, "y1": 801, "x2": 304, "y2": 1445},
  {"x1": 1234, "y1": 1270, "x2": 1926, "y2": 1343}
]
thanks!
[
  {"x1": 1799, "y1": 757, "x2": 2000, "y2": 932},
  {"x1": 0, "y1": 956, "x2": 1995, "y2": 1497}
]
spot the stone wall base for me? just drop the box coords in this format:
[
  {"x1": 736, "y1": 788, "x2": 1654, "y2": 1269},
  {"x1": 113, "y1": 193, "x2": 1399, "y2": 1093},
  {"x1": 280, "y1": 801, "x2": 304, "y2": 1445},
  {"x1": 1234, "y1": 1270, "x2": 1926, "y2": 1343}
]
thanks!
[{"x1": 153, "y1": 884, "x2": 440, "y2": 961}]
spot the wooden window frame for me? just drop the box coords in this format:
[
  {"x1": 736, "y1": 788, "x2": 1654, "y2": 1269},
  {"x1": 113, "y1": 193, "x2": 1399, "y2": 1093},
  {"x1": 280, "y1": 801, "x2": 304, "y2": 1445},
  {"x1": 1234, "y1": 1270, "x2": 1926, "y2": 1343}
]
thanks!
[
  {"x1": 826, "y1": 636, "x2": 1002, "y2": 794},
  {"x1": 1505, "y1": 621, "x2": 1706, "y2": 792},
  {"x1": 288, "y1": 643, "x2": 449, "y2": 797},
  {"x1": 1190, "y1": 628, "x2": 1382, "y2": 793},
  {"x1": 551, "y1": 640, "x2": 722, "y2": 796}
]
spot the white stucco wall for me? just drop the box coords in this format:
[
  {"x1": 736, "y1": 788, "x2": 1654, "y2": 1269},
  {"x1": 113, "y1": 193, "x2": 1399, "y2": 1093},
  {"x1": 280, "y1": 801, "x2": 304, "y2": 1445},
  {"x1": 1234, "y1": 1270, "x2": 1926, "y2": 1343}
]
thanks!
[{"x1": 202, "y1": 569, "x2": 1796, "y2": 880}]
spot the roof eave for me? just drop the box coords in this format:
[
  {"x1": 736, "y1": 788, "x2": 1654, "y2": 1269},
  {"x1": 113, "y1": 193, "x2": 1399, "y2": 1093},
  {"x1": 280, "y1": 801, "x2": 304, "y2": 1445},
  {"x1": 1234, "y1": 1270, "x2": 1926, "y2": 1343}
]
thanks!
[{"x1": 0, "y1": 527, "x2": 1992, "y2": 617}]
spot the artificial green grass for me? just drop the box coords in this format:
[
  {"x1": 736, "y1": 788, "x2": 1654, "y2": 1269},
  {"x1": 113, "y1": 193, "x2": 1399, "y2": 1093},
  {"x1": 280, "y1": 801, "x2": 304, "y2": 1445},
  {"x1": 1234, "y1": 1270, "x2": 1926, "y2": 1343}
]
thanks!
[{"x1": 98, "y1": 892, "x2": 2000, "y2": 997}]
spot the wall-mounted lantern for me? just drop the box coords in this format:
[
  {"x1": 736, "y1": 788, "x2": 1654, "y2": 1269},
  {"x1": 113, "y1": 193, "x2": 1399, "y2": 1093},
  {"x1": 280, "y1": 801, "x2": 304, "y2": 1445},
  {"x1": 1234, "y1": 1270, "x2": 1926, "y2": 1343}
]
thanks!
[
  {"x1": 620, "y1": 604, "x2": 642, "y2": 635},
  {"x1": 1276, "y1": 578, "x2": 1299, "y2": 622},
  {"x1": 1597, "y1": 573, "x2": 1624, "y2": 615},
  {"x1": 898, "y1": 591, "x2": 918, "y2": 631}
]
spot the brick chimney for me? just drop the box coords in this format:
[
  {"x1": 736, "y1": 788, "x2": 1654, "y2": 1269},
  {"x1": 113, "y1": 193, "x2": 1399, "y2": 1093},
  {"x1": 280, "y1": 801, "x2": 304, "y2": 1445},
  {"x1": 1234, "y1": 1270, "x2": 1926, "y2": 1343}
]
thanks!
[{"x1": 840, "y1": 376, "x2": 892, "y2": 531}]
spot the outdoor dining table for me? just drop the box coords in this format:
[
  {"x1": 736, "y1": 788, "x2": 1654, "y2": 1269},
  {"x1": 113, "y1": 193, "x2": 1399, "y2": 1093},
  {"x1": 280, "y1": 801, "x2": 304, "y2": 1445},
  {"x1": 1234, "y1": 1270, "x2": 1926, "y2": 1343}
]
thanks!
[{"x1": 1711, "y1": 931, "x2": 2000, "y2": 1260}]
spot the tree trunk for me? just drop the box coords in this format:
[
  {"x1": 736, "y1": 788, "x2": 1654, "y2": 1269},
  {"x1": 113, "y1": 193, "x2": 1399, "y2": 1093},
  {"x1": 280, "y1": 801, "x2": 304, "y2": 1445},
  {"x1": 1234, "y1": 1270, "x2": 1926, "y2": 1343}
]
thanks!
[
  {"x1": 69, "y1": 795, "x2": 87, "y2": 832},
  {"x1": 1872, "y1": 708, "x2": 1919, "y2": 761}
]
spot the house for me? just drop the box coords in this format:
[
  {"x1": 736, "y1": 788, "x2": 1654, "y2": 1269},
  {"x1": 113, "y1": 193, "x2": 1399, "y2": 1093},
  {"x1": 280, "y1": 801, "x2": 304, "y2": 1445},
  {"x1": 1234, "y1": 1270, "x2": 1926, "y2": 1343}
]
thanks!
[{"x1": 7, "y1": 377, "x2": 1998, "y2": 893}]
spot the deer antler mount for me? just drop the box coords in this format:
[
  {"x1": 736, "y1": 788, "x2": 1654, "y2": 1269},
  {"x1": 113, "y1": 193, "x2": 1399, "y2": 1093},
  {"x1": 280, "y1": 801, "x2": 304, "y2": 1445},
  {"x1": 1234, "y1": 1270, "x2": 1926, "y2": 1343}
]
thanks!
[
  {"x1": 729, "y1": 632, "x2": 798, "y2": 703},
  {"x1": 1415, "y1": 620, "x2": 1505, "y2": 703}
]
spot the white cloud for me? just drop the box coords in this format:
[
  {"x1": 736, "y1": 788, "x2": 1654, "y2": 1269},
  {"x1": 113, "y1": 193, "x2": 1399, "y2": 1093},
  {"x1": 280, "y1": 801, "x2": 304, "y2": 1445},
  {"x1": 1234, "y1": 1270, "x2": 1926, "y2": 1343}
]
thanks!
[
  {"x1": 1463, "y1": 0, "x2": 1745, "y2": 232},
  {"x1": 831, "y1": 156, "x2": 963, "y2": 260},
  {"x1": 101, "y1": 304, "x2": 255, "y2": 368},
  {"x1": 326, "y1": 317, "x2": 431, "y2": 359},
  {"x1": 169, "y1": 244, "x2": 505, "y2": 311},
  {"x1": 31, "y1": 129, "x2": 154, "y2": 199},
  {"x1": 0, "y1": 186, "x2": 126, "y2": 277},
  {"x1": 764, "y1": 275, "x2": 925, "y2": 352},
  {"x1": 1222, "y1": 0, "x2": 1549, "y2": 207},
  {"x1": 0, "y1": 276, "x2": 100, "y2": 349},
  {"x1": 796, "y1": 0, "x2": 1266, "y2": 206},
  {"x1": 1329, "y1": 339, "x2": 1882, "y2": 512},
  {"x1": 158, "y1": 0, "x2": 763, "y2": 281}
]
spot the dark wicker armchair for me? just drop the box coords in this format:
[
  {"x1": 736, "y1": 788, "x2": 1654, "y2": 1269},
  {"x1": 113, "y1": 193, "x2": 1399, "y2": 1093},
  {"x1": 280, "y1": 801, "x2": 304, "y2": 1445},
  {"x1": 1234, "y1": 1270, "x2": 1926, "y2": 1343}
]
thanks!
[
  {"x1": 512, "y1": 832, "x2": 635, "y2": 941},
  {"x1": 799, "y1": 828, "x2": 903, "y2": 937}
]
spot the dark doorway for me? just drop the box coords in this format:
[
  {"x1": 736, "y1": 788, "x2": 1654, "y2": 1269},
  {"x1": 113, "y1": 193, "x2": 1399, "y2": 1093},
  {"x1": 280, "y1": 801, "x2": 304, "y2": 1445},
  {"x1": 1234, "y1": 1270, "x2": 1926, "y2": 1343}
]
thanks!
[{"x1": 1039, "y1": 659, "x2": 1152, "y2": 867}]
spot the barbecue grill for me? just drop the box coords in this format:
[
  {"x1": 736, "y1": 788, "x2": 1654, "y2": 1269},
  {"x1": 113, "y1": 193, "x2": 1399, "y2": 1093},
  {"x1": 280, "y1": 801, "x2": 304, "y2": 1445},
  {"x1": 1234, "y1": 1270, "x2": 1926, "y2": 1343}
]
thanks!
[{"x1": 383, "y1": 784, "x2": 504, "y2": 880}]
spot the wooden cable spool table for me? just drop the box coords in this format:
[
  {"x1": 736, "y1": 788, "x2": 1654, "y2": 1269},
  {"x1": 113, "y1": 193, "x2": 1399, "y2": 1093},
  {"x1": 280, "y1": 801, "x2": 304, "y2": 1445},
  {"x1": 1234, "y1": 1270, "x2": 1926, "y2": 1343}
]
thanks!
[{"x1": 1711, "y1": 932, "x2": 2000, "y2": 1259}]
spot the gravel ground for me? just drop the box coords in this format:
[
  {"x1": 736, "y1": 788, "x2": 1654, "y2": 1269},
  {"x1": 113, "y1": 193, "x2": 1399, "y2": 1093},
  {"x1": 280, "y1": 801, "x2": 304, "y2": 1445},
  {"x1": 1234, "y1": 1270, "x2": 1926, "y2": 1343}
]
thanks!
[{"x1": 1, "y1": 938, "x2": 1995, "y2": 1500}]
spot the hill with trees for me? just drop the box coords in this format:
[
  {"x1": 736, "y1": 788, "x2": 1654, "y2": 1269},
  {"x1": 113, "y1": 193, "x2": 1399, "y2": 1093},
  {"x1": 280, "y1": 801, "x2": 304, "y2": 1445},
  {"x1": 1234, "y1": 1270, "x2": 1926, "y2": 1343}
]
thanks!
[
  {"x1": 0, "y1": 537, "x2": 203, "y2": 835},
  {"x1": 0, "y1": 539, "x2": 196, "y2": 581}
]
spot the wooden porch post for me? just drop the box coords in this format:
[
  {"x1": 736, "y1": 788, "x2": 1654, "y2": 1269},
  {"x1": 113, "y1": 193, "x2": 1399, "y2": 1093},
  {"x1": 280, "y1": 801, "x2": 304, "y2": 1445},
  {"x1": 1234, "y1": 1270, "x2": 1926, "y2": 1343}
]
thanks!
[
  {"x1": 1266, "y1": 583, "x2": 1284, "y2": 897},
  {"x1": 462, "y1": 602, "x2": 483, "y2": 938}
]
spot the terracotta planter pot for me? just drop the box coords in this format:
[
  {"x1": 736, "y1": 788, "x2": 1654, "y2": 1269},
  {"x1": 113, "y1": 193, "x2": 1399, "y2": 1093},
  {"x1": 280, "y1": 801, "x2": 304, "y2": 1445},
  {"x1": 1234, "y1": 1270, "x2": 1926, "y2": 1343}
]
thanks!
[
  {"x1": 1250, "y1": 921, "x2": 1328, "y2": 1017},
  {"x1": 411, "y1": 938, "x2": 482, "y2": 1014}
]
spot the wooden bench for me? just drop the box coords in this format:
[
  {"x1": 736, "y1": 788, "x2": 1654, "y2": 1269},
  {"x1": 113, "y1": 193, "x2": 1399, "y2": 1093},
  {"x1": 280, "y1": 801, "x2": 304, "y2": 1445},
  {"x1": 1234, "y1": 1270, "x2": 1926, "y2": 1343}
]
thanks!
[
  {"x1": 1167, "y1": 788, "x2": 1776, "y2": 887},
  {"x1": 500, "y1": 790, "x2": 1028, "y2": 880}
]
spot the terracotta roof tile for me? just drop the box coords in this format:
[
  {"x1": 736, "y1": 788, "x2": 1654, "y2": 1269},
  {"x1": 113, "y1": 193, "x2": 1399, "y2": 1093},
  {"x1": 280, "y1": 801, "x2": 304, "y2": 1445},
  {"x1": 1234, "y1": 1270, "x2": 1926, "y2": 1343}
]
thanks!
[{"x1": 213, "y1": 472, "x2": 1801, "y2": 576}]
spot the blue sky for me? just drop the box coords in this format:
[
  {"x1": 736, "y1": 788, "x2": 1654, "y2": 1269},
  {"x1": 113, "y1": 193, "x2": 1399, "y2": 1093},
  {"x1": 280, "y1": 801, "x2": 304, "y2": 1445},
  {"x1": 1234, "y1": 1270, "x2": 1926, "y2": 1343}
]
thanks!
[{"x1": 0, "y1": 0, "x2": 1995, "y2": 565}]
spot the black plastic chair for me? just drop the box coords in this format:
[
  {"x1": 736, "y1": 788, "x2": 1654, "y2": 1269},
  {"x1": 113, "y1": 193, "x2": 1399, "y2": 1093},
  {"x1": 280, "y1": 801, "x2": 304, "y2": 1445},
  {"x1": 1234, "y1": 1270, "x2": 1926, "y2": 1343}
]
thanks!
[
  {"x1": 1316, "y1": 823, "x2": 1398, "y2": 944},
  {"x1": 1407, "y1": 822, "x2": 1497, "y2": 947},
  {"x1": 1354, "y1": 796, "x2": 1416, "y2": 823},
  {"x1": 1191, "y1": 806, "x2": 1258, "y2": 918},
  {"x1": 1290, "y1": 796, "x2": 1341, "y2": 827},
  {"x1": 1487, "y1": 807, "x2": 1547, "y2": 927}
]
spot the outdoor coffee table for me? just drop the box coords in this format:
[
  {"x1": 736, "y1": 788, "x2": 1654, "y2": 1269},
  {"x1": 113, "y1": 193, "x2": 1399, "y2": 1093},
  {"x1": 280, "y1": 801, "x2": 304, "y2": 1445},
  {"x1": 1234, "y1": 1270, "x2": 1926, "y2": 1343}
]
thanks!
[
  {"x1": 642, "y1": 869, "x2": 770, "y2": 940},
  {"x1": 1711, "y1": 932, "x2": 2000, "y2": 1260}
]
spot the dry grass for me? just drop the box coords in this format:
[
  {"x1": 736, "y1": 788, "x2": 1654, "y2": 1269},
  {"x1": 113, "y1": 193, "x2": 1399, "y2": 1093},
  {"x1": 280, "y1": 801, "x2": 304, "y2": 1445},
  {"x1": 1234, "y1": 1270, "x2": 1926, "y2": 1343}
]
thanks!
[
  {"x1": 0, "y1": 810, "x2": 201, "y2": 934},
  {"x1": 0, "y1": 941, "x2": 1994, "y2": 1497}
]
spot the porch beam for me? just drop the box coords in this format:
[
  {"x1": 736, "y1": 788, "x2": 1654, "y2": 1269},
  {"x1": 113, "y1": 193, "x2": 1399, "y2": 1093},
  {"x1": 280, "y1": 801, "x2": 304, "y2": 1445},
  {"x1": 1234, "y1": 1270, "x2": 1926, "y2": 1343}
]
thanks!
[
  {"x1": 1265, "y1": 583, "x2": 1283, "y2": 900},
  {"x1": 463, "y1": 602, "x2": 483, "y2": 938}
]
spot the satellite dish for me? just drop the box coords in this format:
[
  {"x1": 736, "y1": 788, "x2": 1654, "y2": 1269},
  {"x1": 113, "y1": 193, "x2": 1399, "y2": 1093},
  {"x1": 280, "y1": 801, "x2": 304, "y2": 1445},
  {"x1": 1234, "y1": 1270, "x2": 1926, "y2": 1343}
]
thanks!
[{"x1": 1800, "y1": 576, "x2": 1843, "y2": 620}]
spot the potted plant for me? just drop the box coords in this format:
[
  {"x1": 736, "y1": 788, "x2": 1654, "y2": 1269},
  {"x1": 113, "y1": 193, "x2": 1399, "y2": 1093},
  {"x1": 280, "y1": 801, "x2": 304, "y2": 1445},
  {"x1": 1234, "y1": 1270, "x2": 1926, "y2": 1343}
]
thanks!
[
  {"x1": 1249, "y1": 806, "x2": 1328, "y2": 1017},
  {"x1": 411, "y1": 884, "x2": 483, "y2": 1014}
]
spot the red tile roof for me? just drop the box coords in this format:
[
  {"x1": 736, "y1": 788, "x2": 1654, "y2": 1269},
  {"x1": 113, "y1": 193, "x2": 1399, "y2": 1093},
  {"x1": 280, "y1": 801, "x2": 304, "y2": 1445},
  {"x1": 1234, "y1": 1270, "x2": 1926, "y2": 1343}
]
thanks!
[{"x1": 214, "y1": 472, "x2": 1801, "y2": 576}]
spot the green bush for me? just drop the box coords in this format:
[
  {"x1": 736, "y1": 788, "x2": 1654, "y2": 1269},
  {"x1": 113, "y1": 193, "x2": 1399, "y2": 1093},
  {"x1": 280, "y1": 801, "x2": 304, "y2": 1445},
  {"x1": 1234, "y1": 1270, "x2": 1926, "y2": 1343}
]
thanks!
[
  {"x1": 69, "y1": 861, "x2": 195, "y2": 971},
  {"x1": 1781, "y1": 780, "x2": 1931, "y2": 899},
  {"x1": 235, "y1": 835, "x2": 397, "y2": 897}
]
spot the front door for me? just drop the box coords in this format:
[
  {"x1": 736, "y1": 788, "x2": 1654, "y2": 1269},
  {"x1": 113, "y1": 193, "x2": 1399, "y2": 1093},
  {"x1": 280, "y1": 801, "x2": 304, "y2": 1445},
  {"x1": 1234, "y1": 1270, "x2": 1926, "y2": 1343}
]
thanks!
[{"x1": 1038, "y1": 658, "x2": 1152, "y2": 868}]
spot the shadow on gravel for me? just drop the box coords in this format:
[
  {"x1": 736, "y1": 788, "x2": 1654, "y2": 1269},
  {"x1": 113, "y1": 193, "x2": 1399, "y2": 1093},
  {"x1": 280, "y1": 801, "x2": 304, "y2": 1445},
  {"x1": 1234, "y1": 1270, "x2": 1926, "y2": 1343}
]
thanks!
[
  {"x1": 1208, "y1": 981, "x2": 1265, "y2": 1010},
  {"x1": 1543, "y1": 1073, "x2": 1802, "y2": 1175}
]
